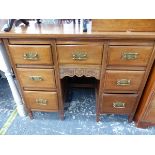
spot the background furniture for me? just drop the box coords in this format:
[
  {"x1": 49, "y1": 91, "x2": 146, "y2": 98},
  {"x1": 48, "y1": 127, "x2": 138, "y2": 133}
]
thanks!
[{"x1": 134, "y1": 61, "x2": 155, "y2": 128}]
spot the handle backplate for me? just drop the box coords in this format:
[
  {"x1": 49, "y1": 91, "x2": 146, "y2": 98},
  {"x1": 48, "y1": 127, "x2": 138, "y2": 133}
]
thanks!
[
  {"x1": 113, "y1": 102, "x2": 126, "y2": 108},
  {"x1": 72, "y1": 52, "x2": 88, "y2": 60},
  {"x1": 36, "y1": 98, "x2": 48, "y2": 106},
  {"x1": 117, "y1": 79, "x2": 131, "y2": 86},
  {"x1": 29, "y1": 76, "x2": 44, "y2": 81},
  {"x1": 23, "y1": 52, "x2": 39, "y2": 60},
  {"x1": 122, "y1": 52, "x2": 139, "y2": 60}
]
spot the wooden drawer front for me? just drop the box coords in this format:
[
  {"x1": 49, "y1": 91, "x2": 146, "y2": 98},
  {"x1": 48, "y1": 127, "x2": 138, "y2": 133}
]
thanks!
[
  {"x1": 108, "y1": 46, "x2": 153, "y2": 67},
  {"x1": 57, "y1": 45, "x2": 103, "y2": 65},
  {"x1": 16, "y1": 68, "x2": 56, "y2": 89},
  {"x1": 8, "y1": 45, "x2": 53, "y2": 65},
  {"x1": 101, "y1": 94, "x2": 138, "y2": 114},
  {"x1": 24, "y1": 91, "x2": 58, "y2": 111},
  {"x1": 104, "y1": 70, "x2": 145, "y2": 92}
]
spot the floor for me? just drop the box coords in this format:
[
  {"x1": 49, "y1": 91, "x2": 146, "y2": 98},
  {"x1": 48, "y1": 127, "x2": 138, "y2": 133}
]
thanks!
[{"x1": 1, "y1": 77, "x2": 155, "y2": 135}]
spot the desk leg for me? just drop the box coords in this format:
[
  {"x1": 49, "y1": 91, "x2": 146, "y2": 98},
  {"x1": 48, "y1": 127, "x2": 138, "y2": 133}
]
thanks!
[
  {"x1": 29, "y1": 111, "x2": 33, "y2": 119},
  {"x1": 60, "y1": 111, "x2": 64, "y2": 120},
  {"x1": 128, "y1": 113, "x2": 134, "y2": 123},
  {"x1": 95, "y1": 86, "x2": 100, "y2": 122}
]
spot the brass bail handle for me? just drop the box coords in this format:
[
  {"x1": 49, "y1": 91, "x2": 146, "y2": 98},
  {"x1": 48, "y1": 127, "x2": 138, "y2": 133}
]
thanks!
[
  {"x1": 23, "y1": 52, "x2": 39, "y2": 60},
  {"x1": 113, "y1": 102, "x2": 126, "y2": 108},
  {"x1": 72, "y1": 52, "x2": 88, "y2": 60},
  {"x1": 29, "y1": 76, "x2": 44, "y2": 81},
  {"x1": 117, "y1": 79, "x2": 131, "y2": 86},
  {"x1": 36, "y1": 98, "x2": 48, "y2": 106},
  {"x1": 122, "y1": 52, "x2": 139, "y2": 60}
]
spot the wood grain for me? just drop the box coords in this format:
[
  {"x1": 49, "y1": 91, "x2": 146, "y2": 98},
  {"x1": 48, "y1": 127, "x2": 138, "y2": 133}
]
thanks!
[
  {"x1": 103, "y1": 70, "x2": 145, "y2": 92},
  {"x1": 135, "y1": 62, "x2": 155, "y2": 127},
  {"x1": 24, "y1": 91, "x2": 58, "y2": 111},
  {"x1": 9, "y1": 39, "x2": 52, "y2": 44},
  {"x1": 8, "y1": 45, "x2": 53, "y2": 65},
  {"x1": 92, "y1": 19, "x2": 155, "y2": 32},
  {"x1": 107, "y1": 46, "x2": 153, "y2": 67},
  {"x1": 57, "y1": 45, "x2": 103, "y2": 65},
  {"x1": 16, "y1": 68, "x2": 56, "y2": 89},
  {"x1": 101, "y1": 94, "x2": 138, "y2": 114}
]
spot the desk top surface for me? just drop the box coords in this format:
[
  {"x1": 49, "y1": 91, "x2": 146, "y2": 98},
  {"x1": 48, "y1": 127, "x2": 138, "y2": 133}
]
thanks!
[{"x1": 1, "y1": 20, "x2": 155, "y2": 39}]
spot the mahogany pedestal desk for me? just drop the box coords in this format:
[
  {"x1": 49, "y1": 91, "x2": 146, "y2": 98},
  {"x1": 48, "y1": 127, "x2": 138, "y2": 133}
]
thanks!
[{"x1": 0, "y1": 19, "x2": 155, "y2": 123}]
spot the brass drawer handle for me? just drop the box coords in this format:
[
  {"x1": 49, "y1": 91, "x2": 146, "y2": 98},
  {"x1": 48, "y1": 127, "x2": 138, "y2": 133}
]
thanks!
[
  {"x1": 23, "y1": 52, "x2": 39, "y2": 60},
  {"x1": 117, "y1": 79, "x2": 131, "y2": 86},
  {"x1": 36, "y1": 98, "x2": 48, "y2": 106},
  {"x1": 122, "y1": 52, "x2": 139, "y2": 60},
  {"x1": 72, "y1": 52, "x2": 88, "y2": 60},
  {"x1": 29, "y1": 76, "x2": 44, "y2": 81},
  {"x1": 113, "y1": 102, "x2": 126, "y2": 108}
]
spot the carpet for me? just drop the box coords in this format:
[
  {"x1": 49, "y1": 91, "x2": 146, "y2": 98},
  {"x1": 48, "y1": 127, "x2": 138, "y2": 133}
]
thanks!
[{"x1": 1, "y1": 78, "x2": 155, "y2": 135}]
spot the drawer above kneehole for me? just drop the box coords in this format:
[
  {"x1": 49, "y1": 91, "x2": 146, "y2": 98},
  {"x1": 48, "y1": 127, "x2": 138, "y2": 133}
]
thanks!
[
  {"x1": 107, "y1": 46, "x2": 153, "y2": 67},
  {"x1": 57, "y1": 45, "x2": 103, "y2": 65},
  {"x1": 16, "y1": 68, "x2": 56, "y2": 90},
  {"x1": 8, "y1": 45, "x2": 53, "y2": 65}
]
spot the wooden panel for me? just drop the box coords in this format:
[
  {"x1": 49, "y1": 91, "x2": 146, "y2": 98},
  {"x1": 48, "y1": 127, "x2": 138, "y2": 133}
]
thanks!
[
  {"x1": 101, "y1": 94, "x2": 138, "y2": 114},
  {"x1": 143, "y1": 95, "x2": 155, "y2": 122},
  {"x1": 24, "y1": 91, "x2": 58, "y2": 111},
  {"x1": 106, "y1": 66, "x2": 146, "y2": 71},
  {"x1": 60, "y1": 65, "x2": 101, "y2": 79},
  {"x1": 142, "y1": 86, "x2": 155, "y2": 123},
  {"x1": 9, "y1": 39, "x2": 52, "y2": 44},
  {"x1": 57, "y1": 45, "x2": 103, "y2": 65},
  {"x1": 56, "y1": 40, "x2": 104, "y2": 45},
  {"x1": 134, "y1": 62, "x2": 155, "y2": 127},
  {"x1": 144, "y1": 100, "x2": 155, "y2": 122},
  {"x1": 143, "y1": 90, "x2": 155, "y2": 120},
  {"x1": 104, "y1": 70, "x2": 145, "y2": 92},
  {"x1": 16, "y1": 65, "x2": 53, "y2": 69},
  {"x1": 92, "y1": 19, "x2": 155, "y2": 32},
  {"x1": 109, "y1": 40, "x2": 154, "y2": 46},
  {"x1": 8, "y1": 45, "x2": 53, "y2": 65},
  {"x1": 16, "y1": 68, "x2": 56, "y2": 89},
  {"x1": 107, "y1": 46, "x2": 153, "y2": 67}
]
